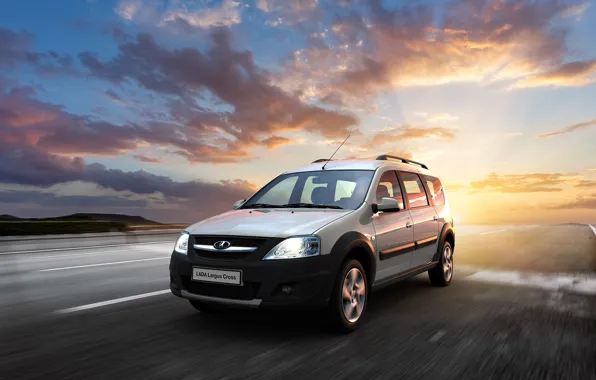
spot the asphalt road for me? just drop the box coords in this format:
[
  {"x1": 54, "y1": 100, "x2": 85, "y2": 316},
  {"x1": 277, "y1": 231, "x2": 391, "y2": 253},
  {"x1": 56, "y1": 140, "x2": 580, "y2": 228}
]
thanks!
[{"x1": 1, "y1": 225, "x2": 595, "y2": 380}]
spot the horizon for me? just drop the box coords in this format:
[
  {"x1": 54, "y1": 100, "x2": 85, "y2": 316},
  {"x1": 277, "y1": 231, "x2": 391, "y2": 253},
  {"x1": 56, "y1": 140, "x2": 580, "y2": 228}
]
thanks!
[{"x1": 1, "y1": 0, "x2": 596, "y2": 225}]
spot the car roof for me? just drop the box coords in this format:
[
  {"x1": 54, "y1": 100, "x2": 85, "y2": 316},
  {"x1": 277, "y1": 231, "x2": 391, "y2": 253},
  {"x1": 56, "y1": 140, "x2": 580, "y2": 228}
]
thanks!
[{"x1": 284, "y1": 157, "x2": 436, "y2": 176}]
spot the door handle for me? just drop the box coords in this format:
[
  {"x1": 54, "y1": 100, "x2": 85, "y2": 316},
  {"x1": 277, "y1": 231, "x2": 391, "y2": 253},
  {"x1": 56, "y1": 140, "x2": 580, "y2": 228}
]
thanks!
[
  {"x1": 433, "y1": 215, "x2": 438, "y2": 221},
  {"x1": 406, "y1": 222, "x2": 412, "y2": 229}
]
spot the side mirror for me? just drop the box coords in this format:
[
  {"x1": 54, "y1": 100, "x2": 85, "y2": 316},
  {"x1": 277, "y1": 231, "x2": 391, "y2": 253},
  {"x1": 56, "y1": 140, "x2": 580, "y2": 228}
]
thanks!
[
  {"x1": 372, "y1": 197, "x2": 400, "y2": 213},
  {"x1": 233, "y1": 199, "x2": 246, "y2": 209}
]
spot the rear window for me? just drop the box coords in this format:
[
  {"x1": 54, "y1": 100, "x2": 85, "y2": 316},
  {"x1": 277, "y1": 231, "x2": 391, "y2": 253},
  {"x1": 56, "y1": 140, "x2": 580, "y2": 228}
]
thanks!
[{"x1": 424, "y1": 175, "x2": 446, "y2": 206}]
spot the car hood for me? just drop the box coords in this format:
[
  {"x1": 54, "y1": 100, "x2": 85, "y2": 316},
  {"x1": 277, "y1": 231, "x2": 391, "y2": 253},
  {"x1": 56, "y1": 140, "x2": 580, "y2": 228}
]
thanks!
[{"x1": 186, "y1": 208, "x2": 352, "y2": 238}]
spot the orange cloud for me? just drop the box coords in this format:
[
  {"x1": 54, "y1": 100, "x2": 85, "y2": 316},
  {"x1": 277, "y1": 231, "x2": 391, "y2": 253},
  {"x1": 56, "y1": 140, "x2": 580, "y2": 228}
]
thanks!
[
  {"x1": 514, "y1": 60, "x2": 596, "y2": 88},
  {"x1": 537, "y1": 119, "x2": 596, "y2": 139},
  {"x1": 548, "y1": 193, "x2": 596, "y2": 209},
  {"x1": 468, "y1": 173, "x2": 577, "y2": 193},
  {"x1": 259, "y1": 135, "x2": 293, "y2": 149},
  {"x1": 575, "y1": 180, "x2": 596, "y2": 188},
  {"x1": 363, "y1": 126, "x2": 455, "y2": 150},
  {"x1": 281, "y1": 0, "x2": 587, "y2": 106}
]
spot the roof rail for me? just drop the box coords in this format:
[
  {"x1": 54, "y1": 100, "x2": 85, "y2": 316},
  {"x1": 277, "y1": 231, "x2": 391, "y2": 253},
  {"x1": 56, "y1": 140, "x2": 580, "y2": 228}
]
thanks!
[
  {"x1": 376, "y1": 155, "x2": 429, "y2": 170},
  {"x1": 312, "y1": 158, "x2": 332, "y2": 163}
]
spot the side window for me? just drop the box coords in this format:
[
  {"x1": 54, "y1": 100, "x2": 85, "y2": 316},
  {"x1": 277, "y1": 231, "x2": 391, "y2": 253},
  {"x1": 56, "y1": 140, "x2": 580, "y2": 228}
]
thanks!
[
  {"x1": 400, "y1": 172, "x2": 430, "y2": 208},
  {"x1": 256, "y1": 176, "x2": 298, "y2": 205},
  {"x1": 375, "y1": 171, "x2": 405, "y2": 209},
  {"x1": 424, "y1": 176, "x2": 445, "y2": 206}
]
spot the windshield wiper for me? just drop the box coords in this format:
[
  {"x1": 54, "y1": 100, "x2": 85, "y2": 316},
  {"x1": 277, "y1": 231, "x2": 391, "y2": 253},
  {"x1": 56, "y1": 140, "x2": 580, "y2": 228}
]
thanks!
[
  {"x1": 242, "y1": 203, "x2": 280, "y2": 209},
  {"x1": 281, "y1": 203, "x2": 344, "y2": 209}
]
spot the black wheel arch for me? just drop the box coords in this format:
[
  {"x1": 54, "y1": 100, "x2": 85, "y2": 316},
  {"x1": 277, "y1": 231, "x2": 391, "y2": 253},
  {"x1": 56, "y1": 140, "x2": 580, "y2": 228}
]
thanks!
[
  {"x1": 433, "y1": 223, "x2": 455, "y2": 262},
  {"x1": 328, "y1": 231, "x2": 377, "y2": 287}
]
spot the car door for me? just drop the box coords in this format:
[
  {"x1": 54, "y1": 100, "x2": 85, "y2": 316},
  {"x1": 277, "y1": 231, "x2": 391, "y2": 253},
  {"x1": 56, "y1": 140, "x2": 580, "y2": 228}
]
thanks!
[
  {"x1": 399, "y1": 171, "x2": 440, "y2": 268},
  {"x1": 372, "y1": 170, "x2": 415, "y2": 282}
]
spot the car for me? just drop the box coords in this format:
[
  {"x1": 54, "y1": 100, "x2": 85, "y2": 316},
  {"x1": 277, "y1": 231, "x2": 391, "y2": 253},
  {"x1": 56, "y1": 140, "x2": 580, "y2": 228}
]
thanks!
[{"x1": 169, "y1": 154, "x2": 455, "y2": 332}]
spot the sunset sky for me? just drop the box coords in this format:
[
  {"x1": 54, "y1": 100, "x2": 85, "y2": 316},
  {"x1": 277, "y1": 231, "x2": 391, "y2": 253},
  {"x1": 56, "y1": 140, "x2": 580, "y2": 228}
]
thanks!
[{"x1": 1, "y1": 0, "x2": 595, "y2": 225}]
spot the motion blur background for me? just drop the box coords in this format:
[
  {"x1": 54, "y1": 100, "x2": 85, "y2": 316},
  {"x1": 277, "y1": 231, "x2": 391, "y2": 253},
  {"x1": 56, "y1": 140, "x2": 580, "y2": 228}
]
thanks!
[{"x1": 1, "y1": 1, "x2": 595, "y2": 379}]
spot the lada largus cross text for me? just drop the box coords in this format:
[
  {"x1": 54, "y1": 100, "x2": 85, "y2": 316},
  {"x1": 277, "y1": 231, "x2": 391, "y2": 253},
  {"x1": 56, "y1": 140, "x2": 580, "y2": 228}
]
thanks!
[{"x1": 169, "y1": 154, "x2": 455, "y2": 332}]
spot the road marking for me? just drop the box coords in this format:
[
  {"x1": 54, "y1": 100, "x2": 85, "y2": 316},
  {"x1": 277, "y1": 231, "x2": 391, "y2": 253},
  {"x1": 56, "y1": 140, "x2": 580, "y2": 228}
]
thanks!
[
  {"x1": 37, "y1": 257, "x2": 169, "y2": 272},
  {"x1": 429, "y1": 330, "x2": 447, "y2": 343},
  {"x1": 465, "y1": 269, "x2": 596, "y2": 295},
  {"x1": 30, "y1": 249, "x2": 147, "y2": 259},
  {"x1": 0, "y1": 241, "x2": 172, "y2": 255},
  {"x1": 480, "y1": 229, "x2": 507, "y2": 235},
  {"x1": 55, "y1": 290, "x2": 171, "y2": 314},
  {"x1": 589, "y1": 224, "x2": 596, "y2": 236}
]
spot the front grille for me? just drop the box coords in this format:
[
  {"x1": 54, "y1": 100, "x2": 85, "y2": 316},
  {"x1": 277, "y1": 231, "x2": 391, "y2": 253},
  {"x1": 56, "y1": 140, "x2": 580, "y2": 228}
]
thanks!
[
  {"x1": 182, "y1": 276, "x2": 260, "y2": 300},
  {"x1": 191, "y1": 235, "x2": 269, "y2": 260}
]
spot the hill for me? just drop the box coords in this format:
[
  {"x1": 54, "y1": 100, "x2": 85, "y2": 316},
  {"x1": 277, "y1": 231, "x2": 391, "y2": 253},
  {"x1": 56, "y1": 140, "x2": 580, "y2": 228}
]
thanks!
[
  {"x1": 0, "y1": 213, "x2": 184, "y2": 236},
  {"x1": 0, "y1": 214, "x2": 20, "y2": 220}
]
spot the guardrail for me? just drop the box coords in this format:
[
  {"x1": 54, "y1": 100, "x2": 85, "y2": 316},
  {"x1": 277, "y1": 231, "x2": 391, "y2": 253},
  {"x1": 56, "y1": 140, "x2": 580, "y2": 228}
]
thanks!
[{"x1": 0, "y1": 229, "x2": 182, "y2": 254}]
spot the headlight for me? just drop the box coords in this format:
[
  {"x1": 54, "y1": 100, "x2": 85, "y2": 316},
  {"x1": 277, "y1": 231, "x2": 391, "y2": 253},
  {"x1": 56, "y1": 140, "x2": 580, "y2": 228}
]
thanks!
[
  {"x1": 262, "y1": 236, "x2": 320, "y2": 260},
  {"x1": 174, "y1": 232, "x2": 190, "y2": 254}
]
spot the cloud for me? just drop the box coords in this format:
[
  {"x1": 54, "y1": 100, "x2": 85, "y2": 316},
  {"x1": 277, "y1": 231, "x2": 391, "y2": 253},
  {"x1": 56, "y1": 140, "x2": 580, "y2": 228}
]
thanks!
[
  {"x1": 0, "y1": 144, "x2": 256, "y2": 205},
  {"x1": 78, "y1": 28, "x2": 358, "y2": 161},
  {"x1": 416, "y1": 112, "x2": 459, "y2": 123},
  {"x1": 0, "y1": 27, "x2": 76, "y2": 75},
  {"x1": 257, "y1": 0, "x2": 320, "y2": 25},
  {"x1": 468, "y1": 173, "x2": 577, "y2": 193},
  {"x1": 514, "y1": 60, "x2": 596, "y2": 88},
  {"x1": 537, "y1": 119, "x2": 596, "y2": 139},
  {"x1": 260, "y1": 136, "x2": 293, "y2": 149},
  {"x1": 115, "y1": 0, "x2": 141, "y2": 20},
  {"x1": 115, "y1": 0, "x2": 242, "y2": 29},
  {"x1": 133, "y1": 154, "x2": 163, "y2": 163},
  {"x1": 104, "y1": 89, "x2": 126, "y2": 104},
  {"x1": 163, "y1": 0, "x2": 241, "y2": 28},
  {"x1": 547, "y1": 194, "x2": 596, "y2": 210},
  {"x1": 362, "y1": 126, "x2": 455, "y2": 150},
  {"x1": 281, "y1": 0, "x2": 586, "y2": 103},
  {"x1": 575, "y1": 180, "x2": 596, "y2": 188},
  {"x1": 0, "y1": 189, "x2": 149, "y2": 209}
]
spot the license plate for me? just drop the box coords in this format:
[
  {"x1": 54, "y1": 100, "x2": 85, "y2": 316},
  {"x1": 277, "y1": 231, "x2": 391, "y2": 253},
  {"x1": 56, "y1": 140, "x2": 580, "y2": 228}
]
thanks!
[{"x1": 192, "y1": 267, "x2": 242, "y2": 285}]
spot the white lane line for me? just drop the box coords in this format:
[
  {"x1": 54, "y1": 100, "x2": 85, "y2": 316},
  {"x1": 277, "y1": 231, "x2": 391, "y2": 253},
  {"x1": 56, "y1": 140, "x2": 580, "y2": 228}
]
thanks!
[
  {"x1": 429, "y1": 330, "x2": 447, "y2": 343},
  {"x1": 480, "y1": 229, "x2": 507, "y2": 235},
  {"x1": 0, "y1": 241, "x2": 172, "y2": 255},
  {"x1": 30, "y1": 249, "x2": 147, "y2": 259},
  {"x1": 589, "y1": 224, "x2": 596, "y2": 236},
  {"x1": 465, "y1": 268, "x2": 596, "y2": 295},
  {"x1": 37, "y1": 257, "x2": 169, "y2": 272},
  {"x1": 55, "y1": 290, "x2": 171, "y2": 314}
]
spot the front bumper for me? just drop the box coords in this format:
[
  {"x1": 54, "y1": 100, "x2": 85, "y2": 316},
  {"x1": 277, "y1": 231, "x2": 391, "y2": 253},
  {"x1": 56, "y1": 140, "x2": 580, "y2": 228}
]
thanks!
[{"x1": 169, "y1": 251, "x2": 336, "y2": 310}]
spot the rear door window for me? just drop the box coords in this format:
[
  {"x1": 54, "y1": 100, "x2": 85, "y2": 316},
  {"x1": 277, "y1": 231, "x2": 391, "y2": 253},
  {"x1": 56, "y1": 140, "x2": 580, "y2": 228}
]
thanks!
[{"x1": 399, "y1": 172, "x2": 430, "y2": 208}]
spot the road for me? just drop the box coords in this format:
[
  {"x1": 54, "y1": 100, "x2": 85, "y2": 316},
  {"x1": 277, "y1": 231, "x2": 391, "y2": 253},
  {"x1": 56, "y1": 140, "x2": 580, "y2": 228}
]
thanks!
[{"x1": 1, "y1": 225, "x2": 595, "y2": 380}]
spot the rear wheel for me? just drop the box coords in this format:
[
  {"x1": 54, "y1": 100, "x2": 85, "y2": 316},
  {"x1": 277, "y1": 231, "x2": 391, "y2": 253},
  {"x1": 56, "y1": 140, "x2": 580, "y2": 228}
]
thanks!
[
  {"x1": 428, "y1": 240, "x2": 453, "y2": 287},
  {"x1": 328, "y1": 259, "x2": 368, "y2": 333}
]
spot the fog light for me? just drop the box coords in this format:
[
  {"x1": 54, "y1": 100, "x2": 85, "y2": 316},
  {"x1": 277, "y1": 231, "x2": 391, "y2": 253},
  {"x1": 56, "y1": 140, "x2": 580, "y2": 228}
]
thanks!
[{"x1": 281, "y1": 285, "x2": 293, "y2": 295}]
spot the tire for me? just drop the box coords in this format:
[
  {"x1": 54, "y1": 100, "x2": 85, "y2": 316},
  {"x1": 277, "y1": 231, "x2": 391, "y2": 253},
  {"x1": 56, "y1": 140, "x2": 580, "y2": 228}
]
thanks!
[
  {"x1": 328, "y1": 259, "x2": 368, "y2": 333},
  {"x1": 189, "y1": 300, "x2": 223, "y2": 314},
  {"x1": 428, "y1": 240, "x2": 453, "y2": 287}
]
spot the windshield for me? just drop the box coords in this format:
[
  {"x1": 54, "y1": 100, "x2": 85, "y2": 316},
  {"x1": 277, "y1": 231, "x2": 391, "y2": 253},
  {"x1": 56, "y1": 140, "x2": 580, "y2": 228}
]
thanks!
[{"x1": 242, "y1": 170, "x2": 374, "y2": 210}]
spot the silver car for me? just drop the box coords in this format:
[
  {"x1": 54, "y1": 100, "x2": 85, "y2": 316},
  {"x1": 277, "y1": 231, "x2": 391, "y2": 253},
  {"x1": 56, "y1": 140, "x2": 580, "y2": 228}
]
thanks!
[{"x1": 169, "y1": 155, "x2": 455, "y2": 332}]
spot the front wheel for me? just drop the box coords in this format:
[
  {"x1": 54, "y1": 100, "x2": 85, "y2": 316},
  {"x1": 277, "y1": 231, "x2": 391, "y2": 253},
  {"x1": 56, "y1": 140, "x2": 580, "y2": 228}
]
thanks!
[
  {"x1": 428, "y1": 240, "x2": 453, "y2": 287},
  {"x1": 328, "y1": 259, "x2": 368, "y2": 333}
]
